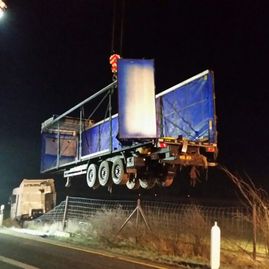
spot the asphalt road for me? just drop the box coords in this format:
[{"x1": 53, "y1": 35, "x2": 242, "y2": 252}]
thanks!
[{"x1": 0, "y1": 229, "x2": 179, "y2": 269}]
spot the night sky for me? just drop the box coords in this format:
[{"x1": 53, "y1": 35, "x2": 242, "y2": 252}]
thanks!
[{"x1": 0, "y1": 0, "x2": 268, "y2": 204}]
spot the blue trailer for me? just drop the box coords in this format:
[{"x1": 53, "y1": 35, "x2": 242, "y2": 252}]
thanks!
[{"x1": 41, "y1": 60, "x2": 217, "y2": 190}]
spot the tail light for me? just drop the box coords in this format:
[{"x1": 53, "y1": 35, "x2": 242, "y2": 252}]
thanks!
[
  {"x1": 158, "y1": 142, "x2": 167, "y2": 148},
  {"x1": 206, "y1": 146, "x2": 216, "y2": 153}
]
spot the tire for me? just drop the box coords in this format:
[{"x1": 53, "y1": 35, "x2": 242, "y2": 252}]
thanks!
[
  {"x1": 98, "y1": 160, "x2": 112, "y2": 186},
  {"x1": 86, "y1": 163, "x2": 99, "y2": 188},
  {"x1": 139, "y1": 178, "x2": 156, "y2": 189},
  {"x1": 112, "y1": 158, "x2": 129, "y2": 185},
  {"x1": 126, "y1": 178, "x2": 140, "y2": 190}
]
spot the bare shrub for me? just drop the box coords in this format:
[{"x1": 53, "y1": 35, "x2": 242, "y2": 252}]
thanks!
[
  {"x1": 178, "y1": 205, "x2": 209, "y2": 258},
  {"x1": 133, "y1": 204, "x2": 210, "y2": 260},
  {"x1": 221, "y1": 250, "x2": 269, "y2": 269},
  {"x1": 2, "y1": 217, "x2": 21, "y2": 228},
  {"x1": 89, "y1": 207, "x2": 133, "y2": 245},
  {"x1": 221, "y1": 166, "x2": 269, "y2": 257}
]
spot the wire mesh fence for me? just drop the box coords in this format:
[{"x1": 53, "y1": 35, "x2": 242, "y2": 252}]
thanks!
[{"x1": 33, "y1": 196, "x2": 266, "y2": 257}]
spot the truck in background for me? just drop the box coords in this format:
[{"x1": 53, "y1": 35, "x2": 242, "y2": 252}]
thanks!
[
  {"x1": 10, "y1": 179, "x2": 56, "y2": 222},
  {"x1": 40, "y1": 60, "x2": 218, "y2": 190}
]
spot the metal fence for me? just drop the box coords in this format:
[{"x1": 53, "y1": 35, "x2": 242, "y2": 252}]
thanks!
[
  {"x1": 37, "y1": 197, "x2": 137, "y2": 223},
  {"x1": 33, "y1": 196, "x2": 266, "y2": 257}
]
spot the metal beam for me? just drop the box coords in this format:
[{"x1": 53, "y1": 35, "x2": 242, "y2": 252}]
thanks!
[{"x1": 42, "y1": 81, "x2": 117, "y2": 130}]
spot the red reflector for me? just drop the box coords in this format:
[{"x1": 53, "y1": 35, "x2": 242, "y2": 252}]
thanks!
[
  {"x1": 206, "y1": 147, "x2": 216, "y2": 153},
  {"x1": 159, "y1": 142, "x2": 167, "y2": 148}
]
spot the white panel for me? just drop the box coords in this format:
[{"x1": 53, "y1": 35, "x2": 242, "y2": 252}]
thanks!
[{"x1": 118, "y1": 59, "x2": 157, "y2": 139}]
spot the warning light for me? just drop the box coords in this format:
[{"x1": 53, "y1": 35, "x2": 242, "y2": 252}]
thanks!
[{"x1": 109, "y1": 54, "x2": 121, "y2": 73}]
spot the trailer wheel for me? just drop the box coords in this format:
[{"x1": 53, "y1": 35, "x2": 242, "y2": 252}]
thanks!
[
  {"x1": 112, "y1": 158, "x2": 129, "y2": 185},
  {"x1": 126, "y1": 178, "x2": 140, "y2": 190},
  {"x1": 86, "y1": 163, "x2": 100, "y2": 188},
  {"x1": 139, "y1": 178, "x2": 156, "y2": 189},
  {"x1": 98, "y1": 160, "x2": 112, "y2": 186}
]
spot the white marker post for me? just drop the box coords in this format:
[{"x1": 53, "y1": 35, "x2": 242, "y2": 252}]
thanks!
[
  {"x1": 0, "y1": 204, "x2": 5, "y2": 226},
  {"x1": 211, "y1": 221, "x2": 221, "y2": 269}
]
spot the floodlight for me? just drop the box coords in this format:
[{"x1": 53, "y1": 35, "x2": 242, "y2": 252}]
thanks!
[{"x1": 0, "y1": 0, "x2": 7, "y2": 19}]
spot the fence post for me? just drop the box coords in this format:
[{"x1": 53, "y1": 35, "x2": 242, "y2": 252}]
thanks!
[
  {"x1": 136, "y1": 199, "x2": 140, "y2": 229},
  {"x1": 116, "y1": 198, "x2": 151, "y2": 238},
  {"x1": 137, "y1": 199, "x2": 151, "y2": 232},
  {"x1": 252, "y1": 203, "x2": 257, "y2": 260},
  {"x1": 264, "y1": 207, "x2": 269, "y2": 252},
  {"x1": 62, "y1": 196, "x2": 69, "y2": 231}
]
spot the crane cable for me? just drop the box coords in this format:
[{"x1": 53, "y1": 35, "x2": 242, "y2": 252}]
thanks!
[
  {"x1": 119, "y1": 0, "x2": 125, "y2": 56},
  {"x1": 111, "y1": 0, "x2": 117, "y2": 54},
  {"x1": 111, "y1": 0, "x2": 125, "y2": 55},
  {"x1": 109, "y1": 0, "x2": 125, "y2": 81}
]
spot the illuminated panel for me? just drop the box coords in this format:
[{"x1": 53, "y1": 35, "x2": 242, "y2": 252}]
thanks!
[{"x1": 118, "y1": 59, "x2": 157, "y2": 139}]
